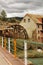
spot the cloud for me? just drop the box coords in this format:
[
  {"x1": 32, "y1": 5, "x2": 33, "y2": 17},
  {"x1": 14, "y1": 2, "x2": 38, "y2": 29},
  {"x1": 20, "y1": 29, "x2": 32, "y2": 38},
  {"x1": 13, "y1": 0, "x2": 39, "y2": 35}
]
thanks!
[{"x1": 0, "y1": 0, "x2": 43, "y2": 17}]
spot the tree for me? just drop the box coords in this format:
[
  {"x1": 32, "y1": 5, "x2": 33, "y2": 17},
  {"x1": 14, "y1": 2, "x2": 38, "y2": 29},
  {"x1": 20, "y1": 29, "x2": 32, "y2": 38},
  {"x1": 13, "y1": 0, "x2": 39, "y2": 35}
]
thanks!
[{"x1": 1, "y1": 10, "x2": 7, "y2": 21}]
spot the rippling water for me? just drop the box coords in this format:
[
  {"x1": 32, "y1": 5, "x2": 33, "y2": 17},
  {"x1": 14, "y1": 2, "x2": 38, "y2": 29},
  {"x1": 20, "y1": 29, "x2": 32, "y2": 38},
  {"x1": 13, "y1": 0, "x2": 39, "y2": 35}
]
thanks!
[{"x1": 28, "y1": 58, "x2": 43, "y2": 65}]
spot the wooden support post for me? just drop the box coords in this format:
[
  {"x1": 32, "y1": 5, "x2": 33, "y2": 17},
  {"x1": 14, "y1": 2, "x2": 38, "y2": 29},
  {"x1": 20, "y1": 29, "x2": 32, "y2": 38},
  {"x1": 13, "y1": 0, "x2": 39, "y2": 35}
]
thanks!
[
  {"x1": 4, "y1": 37, "x2": 6, "y2": 49},
  {"x1": 14, "y1": 39, "x2": 16, "y2": 58}
]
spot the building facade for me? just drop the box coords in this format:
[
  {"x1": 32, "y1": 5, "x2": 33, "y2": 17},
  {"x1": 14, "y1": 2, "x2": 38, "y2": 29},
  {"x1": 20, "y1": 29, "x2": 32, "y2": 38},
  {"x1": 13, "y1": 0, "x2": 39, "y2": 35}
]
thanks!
[
  {"x1": 37, "y1": 18, "x2": 43, "y2": 43},
  {"x1": 20, "y1": 14, "x2": 37, "y2": 41},
  {"x1": 20, "y1": 14, "x2": 43, "y2": 43}
]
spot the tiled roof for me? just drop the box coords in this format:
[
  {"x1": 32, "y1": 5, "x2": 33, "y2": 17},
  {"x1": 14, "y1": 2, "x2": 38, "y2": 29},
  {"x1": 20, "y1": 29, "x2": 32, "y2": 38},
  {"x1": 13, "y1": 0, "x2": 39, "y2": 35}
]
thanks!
[{"x1": 24, "y1": 13, "x2": 43, "y2": 18}]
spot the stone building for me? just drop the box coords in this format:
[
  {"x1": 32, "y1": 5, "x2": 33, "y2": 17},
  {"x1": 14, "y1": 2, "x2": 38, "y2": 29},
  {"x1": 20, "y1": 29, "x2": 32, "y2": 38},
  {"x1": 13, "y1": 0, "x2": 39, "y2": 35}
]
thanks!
[
  {"x1": 20, "y1": 14, "x2": 37, "y2": 41},
  {"x1": 20, "y1": 14, "x2": 43, "y2": 43}
]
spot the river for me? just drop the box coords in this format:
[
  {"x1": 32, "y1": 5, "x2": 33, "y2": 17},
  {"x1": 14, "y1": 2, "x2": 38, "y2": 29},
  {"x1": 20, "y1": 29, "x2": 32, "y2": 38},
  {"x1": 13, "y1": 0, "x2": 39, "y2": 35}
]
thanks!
[{"x1": 28, "y1": 58, "x2": 43, "y2": 65}]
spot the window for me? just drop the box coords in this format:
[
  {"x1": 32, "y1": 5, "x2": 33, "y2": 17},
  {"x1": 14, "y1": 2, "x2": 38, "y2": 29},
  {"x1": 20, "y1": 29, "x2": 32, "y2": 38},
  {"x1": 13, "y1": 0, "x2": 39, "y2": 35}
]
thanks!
[
  {"x1": 38, "y1": 25, "x2": 39, "y2": 28},
  {"x1": 42, "y1": 18, "x2": 43, "y2": 23},
  {"x1": 38, "y1": 36, "x2": 40, "y2": 40},
  {"x1": 41, "y1": 37, "x2": 43, "y2": 43},
  {"x1": 28, "y1": 19, "x2": 30, "y2": 22},
  {"x1": 38, "y1": 30, "x2": 40, "y2": 33},
  {"x1": 42, "y1": 24, "x2": 43, "y2": 29},
  {"x1": 24, "y1": 19, "x2": 26, "y2": 22}
]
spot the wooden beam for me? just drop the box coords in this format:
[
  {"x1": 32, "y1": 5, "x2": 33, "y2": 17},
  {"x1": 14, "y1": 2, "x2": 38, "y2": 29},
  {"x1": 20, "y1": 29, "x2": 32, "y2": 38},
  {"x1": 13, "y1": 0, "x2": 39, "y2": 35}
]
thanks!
[
  {"x1": 13, "y1": 39, "x2": 16, "y2": 58},
  {"x1": 4, "y1": 37, "x2": 6, "y2": 49}
]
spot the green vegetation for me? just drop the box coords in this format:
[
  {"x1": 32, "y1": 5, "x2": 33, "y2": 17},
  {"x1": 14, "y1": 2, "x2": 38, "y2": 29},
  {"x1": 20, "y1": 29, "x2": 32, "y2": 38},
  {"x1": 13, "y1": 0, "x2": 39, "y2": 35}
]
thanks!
[
  {"x1": 0, "y1": 10, "x2": 7, "y2": 21},
  {"x1": 28, "y1": 50, "x2": 43, "y2": 58},
  {"x1": 0, "y1": 10, "x2": 21, "y2": 23},
  {"x1": 16, "y1": 50, "x2": 43, "y2": 58}
]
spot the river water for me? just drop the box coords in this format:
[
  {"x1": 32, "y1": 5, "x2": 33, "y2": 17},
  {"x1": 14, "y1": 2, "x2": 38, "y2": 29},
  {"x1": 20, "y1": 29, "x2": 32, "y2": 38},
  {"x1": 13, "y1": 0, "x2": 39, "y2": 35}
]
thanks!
[{"x1": 28, "y1": 58, "x2": 43, "y2": 65}]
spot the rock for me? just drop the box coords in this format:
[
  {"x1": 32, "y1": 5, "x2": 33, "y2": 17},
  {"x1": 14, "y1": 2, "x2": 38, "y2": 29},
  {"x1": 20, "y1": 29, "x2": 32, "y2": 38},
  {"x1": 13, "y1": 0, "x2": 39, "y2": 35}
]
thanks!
[
  {"x1": 37, "y1": 49, "x2": 43, "y2": 53},
  {"x1": 28, "y1": 61, "x2": 33, "y2": 65}
]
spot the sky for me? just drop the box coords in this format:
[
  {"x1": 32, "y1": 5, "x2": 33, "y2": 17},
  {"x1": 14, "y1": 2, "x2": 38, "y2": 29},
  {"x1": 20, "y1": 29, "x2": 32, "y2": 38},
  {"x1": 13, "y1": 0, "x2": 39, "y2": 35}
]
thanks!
[{"x1": 0, "y1": 0, "x2": 43, "y2": 17}]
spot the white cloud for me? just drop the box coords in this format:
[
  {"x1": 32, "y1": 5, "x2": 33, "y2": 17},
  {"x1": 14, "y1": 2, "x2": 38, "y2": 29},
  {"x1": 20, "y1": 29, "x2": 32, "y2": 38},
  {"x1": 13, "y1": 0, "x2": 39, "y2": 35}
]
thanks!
[{"x1": 0, "y1": 0, "x2": 43, "y2": 17}]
